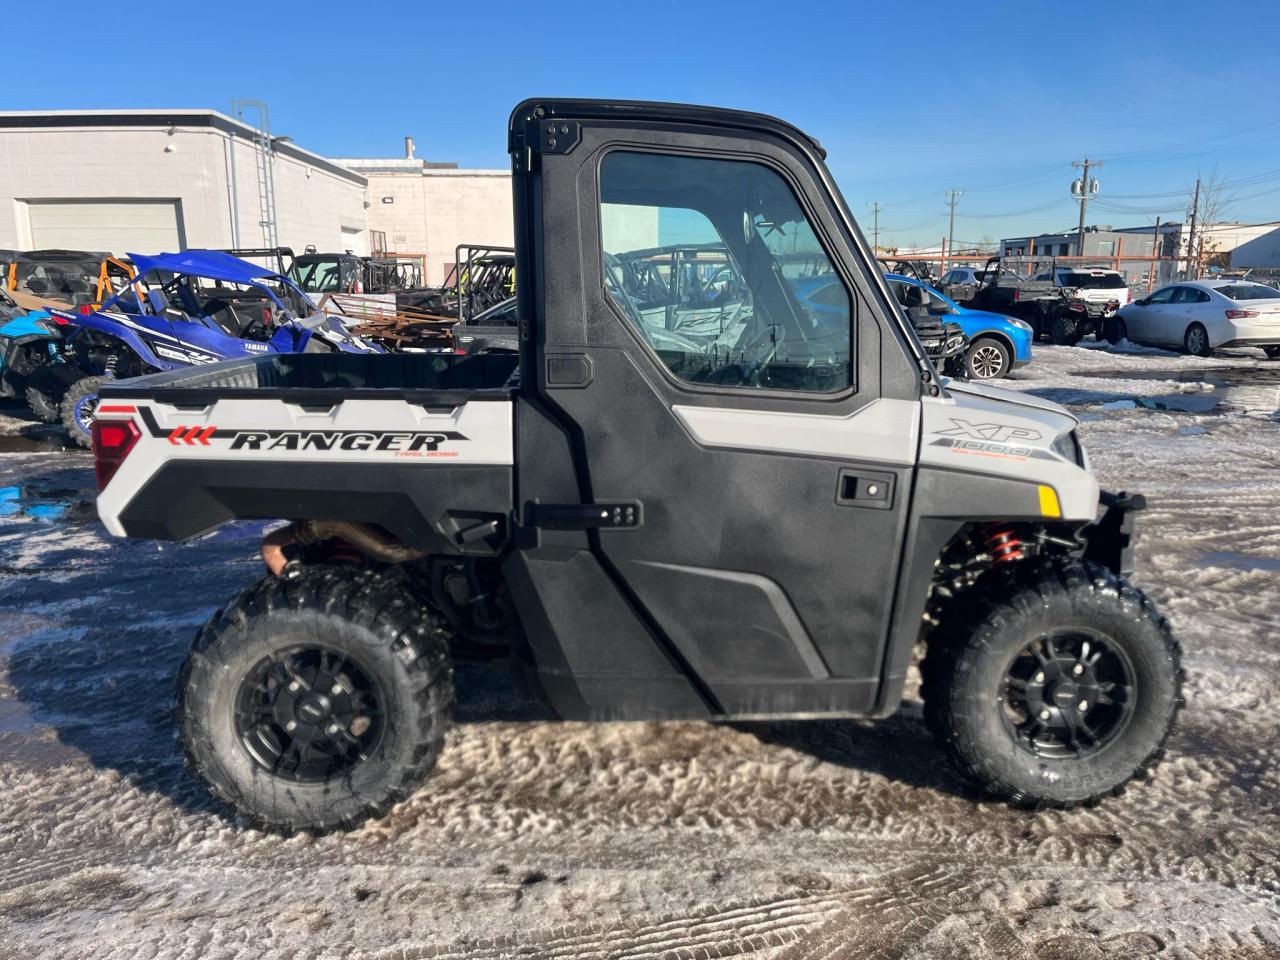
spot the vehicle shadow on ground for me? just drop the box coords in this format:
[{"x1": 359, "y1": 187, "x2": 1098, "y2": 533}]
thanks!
[{"x1": 735, "y1": 710, "x2": 979, "y2": 801}]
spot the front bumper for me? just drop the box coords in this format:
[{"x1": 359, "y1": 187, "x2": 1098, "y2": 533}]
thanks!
[{"x1": 1081, "y1": 490, "x2": 1145, "y2": 578}]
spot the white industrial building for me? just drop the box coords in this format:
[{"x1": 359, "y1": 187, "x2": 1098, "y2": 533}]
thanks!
[
  {"x1": 336, "y1": 138, "x2": 513, "y2": 285},
  {"x1": 0, "y1": 109, "x2": 371, "y2": 257}
]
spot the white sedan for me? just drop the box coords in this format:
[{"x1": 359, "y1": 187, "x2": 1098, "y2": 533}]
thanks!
[{"x1": 1112, "y1": 279, "x2": 1280, "y2": 357}]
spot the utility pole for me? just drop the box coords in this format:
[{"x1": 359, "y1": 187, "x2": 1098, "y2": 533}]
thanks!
[
  {"x1": 870, "y1": 202, "x2": 881, "y2": 252},
  {"x1": 1186, "y1": 177, "x2": 1201, "y2": 279},
  {"x1": 1071, "y1": 158, "x2": 1101, "y2": 257},
  {"x1": 945, "y1": 189, "x2": 962, "y2": 256},
  {"x1": 1151, "y1": 215, "x2": 1161, "y2": 291}
]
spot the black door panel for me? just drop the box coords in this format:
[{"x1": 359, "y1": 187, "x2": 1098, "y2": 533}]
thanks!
[{"x1": 509, "y1": 102, "x2": 920, "y2": 719}]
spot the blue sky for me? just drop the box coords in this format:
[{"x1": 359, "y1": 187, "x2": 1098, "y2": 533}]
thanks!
[{"x1": 10, "y1": 0, "x2": 1280, "y2": 248}]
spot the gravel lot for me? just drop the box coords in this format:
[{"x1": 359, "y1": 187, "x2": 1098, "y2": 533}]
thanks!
[{"x1": 1, "y1": 343, "x2": 1278, "y2": 960}]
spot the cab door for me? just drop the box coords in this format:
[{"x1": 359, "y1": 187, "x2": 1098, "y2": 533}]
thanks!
[{"x1": 508, "y1": 102, "x2": 928, "y2": 719}]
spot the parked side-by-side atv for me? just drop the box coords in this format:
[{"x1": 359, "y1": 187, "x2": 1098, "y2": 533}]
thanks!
[
  {"x1": 40, "y1": 250, "x2": 381, "y2": 446},
  {"x1": 88, "y1": 99, "x2": 1181, "y2": 834}
]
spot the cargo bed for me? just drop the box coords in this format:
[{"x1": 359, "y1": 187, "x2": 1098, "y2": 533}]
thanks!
[{"x1": 94, "y1": 352, "x2": 520, "y2": 550}]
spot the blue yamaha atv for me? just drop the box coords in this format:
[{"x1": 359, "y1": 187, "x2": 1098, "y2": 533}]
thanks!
[{"x1": 46, "y1": 250, "x2": 383, "y2": 447}]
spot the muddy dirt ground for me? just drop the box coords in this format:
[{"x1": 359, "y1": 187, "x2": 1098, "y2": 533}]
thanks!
[{"x1": 0, "y1": 344, "x2": 1277, "y2": 959}]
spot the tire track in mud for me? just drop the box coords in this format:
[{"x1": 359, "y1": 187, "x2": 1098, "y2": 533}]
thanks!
[{"x1": 3, "y1": 371, "x2": 1280, "y2": 959}]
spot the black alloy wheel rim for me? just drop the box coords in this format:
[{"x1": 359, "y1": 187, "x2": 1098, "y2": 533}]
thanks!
[
  {"x1": 999, "y1": 629, "x2": 1135, "y2": 759},
  {"x1": 234, "y1": 645, "x2": 386, "y2": 782}
]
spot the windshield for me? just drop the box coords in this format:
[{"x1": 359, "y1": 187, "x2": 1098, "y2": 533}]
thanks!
[
  {"x1": 1218, "y1": 283, "x2": 1280, "y2": 301},
  {"x1": 13, "y1": 259, "x2": 100, "y2": 302},
  {"x1": 1062, "y1": 272, "x2": 1126, "y2": 289},
  {"x1": 290, "y1": 257, "x2": 345, "y2": 293}
]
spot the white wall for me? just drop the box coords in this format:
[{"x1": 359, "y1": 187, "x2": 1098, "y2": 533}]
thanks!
[
  {"x1": 0, "y1": 119, "x2": 367, "y2": 259},
  {"x1": 358, "y1": 166, "x2": 513, "y2": 284}
]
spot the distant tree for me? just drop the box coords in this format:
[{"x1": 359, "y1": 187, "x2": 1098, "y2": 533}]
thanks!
[{"x1": 1186, "y1": 167, "x2": 1234, "y2": 276}]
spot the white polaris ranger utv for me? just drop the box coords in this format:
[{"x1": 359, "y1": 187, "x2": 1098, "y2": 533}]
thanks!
[{"x1": 89, "y1": 99, "x2": 1181, "y2": 832}]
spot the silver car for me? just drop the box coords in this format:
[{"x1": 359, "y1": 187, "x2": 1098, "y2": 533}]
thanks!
[{"x1": 1113, "y1": 279, "x2": 1280, "y2": 357}]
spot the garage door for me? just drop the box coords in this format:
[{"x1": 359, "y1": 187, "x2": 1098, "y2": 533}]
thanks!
[{"x1": 25, "y1": 200, "x2": 184, "y2": 255}]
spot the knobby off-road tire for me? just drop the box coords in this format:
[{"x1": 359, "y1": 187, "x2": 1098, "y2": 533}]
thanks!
[
  {"x1": 177, "y1": 567, "x2": 455, "y2": 833},
  {"x1": 1048, "y1": 309, "x2": 1083, "y2": 346},
  {"x1": 60, "y1": 375, "x2": 108, "y2": 448},
  {"x1": 25, "y1": 363, "x2": 76, "y2": 423},
  {"x1": 24, "y1": 385, "x2": 61, "y2": 423},
  {"x1": 921, "y1": 558, "x2": 1182, "y2": 808}
]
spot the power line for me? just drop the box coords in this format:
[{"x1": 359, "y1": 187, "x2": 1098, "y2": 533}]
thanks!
[
  {"x1": 1102, "y1": 119, "x2": 1280, "y2": 163},
  {"x1": 956, "y1": 199, "x2": 1074, "y2": 218}
]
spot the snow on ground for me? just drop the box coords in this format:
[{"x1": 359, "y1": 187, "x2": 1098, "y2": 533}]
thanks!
[{"x1": 0, "y1": 344, "x2": 1278, "y2": 960}]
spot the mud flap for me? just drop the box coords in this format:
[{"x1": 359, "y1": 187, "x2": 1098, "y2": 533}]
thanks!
[{"x1": 1082, "y1": 490, "x2": 1146, "y2": 578}]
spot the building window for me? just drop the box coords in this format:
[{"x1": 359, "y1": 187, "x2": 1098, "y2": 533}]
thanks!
[{"x1": 599, "y1": 151, "x2": 852, "y2": 394}]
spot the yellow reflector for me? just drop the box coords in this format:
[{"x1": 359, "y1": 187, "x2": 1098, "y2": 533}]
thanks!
[{"x1": 1038, "y1": 485, "x2": 1062, "y2": 518}]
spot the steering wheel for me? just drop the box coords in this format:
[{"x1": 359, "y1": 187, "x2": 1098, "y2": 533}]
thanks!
[{"x1": 602, "y1": 253, "x2": 649, "y2": 330}]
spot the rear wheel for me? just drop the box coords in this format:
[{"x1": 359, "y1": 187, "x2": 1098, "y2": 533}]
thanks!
[
  {"x1": 964, "y1": 337, "x2": 1011, "y2": 380},
  {"x1": 1102, "y1": 316, "x2": 1126, "y2": 345},
  {"x1": 177, "y1": 568, "x2": 454, "y2": 833},
  {"x1": 60, "y1": 375, "x2": 108, "y2": 448},
  {"x1": 1183, "y1": 323, "x2": 1211, "y2": 357},
  {"x1": 922, "y1": 558, "x2": 1181, "y2": 807},
  {"x1": 1049, "y1": 309, "x2": 1083, "y2": 346}
]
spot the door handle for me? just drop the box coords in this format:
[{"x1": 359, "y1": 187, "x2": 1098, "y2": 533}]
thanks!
[{"x1": 835, "y1": 469, "x2": 895, "y2": 510}]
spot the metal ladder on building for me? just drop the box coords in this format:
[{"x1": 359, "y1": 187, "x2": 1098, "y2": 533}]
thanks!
[{"x1": 231, "y1": 99, "x2": 279, "y2": 249}]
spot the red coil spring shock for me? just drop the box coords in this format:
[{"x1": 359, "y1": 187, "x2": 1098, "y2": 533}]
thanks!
[{"x1": 984, "y1": 524, "x2": 1024, "y2": 566}]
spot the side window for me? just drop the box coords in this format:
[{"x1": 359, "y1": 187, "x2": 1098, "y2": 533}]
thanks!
[
  {"x1": 1197, "y1": 290, "x2": 1211, "y2": 303},
  {"x1": 1170, "y1": 287, "x2": 1197, "y2": 304},
  {"x1": 599, "y1": 151, "x2": 852, "y2": 394},
  {"x1": 1146, "y1": 286, "x2": 1177, "y2": 304}
]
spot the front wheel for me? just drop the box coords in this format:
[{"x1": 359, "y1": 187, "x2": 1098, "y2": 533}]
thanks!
[
  {"x1": 1101, "y1": 316, "x2": 1126, "y2": 345},
  {"x1": 61, "y1": 375, "x2": 109, "y2": 448},
  {"x1": 25, "y1": 384, "x2": 62, "y2": 423},
  {"x1": 922, "y1": 559, "x2": 1182, "y2": 807},
  {"x1": 1183, "y1": 323, "x2": 1211, "y2": 357},
  {"x1": 965, "y1": 337, "x2": 1011, "y2": 380},
  {"x1": 1263, "y1": 346, "x2": 1280, "y2": 359},
  {"x1": 177, "y1": 568, "x2": 455, "y2": 833}
]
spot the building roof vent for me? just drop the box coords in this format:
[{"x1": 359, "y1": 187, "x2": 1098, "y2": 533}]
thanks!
[{"x1": 405, "y1": 136, "x2": 415, "y2": 159}]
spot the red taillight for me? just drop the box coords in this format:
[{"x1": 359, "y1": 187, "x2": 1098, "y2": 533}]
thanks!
[
  {"x1": 1225, "y1": 309, "x2": 1258, "y2": 319},
  {"x1": 91, "y1": 419, "x2": 141, "y2": 491},
  {"x1": 1012, "y1": 290, "x2": 1020, "y2": 302},
  {"x1": 454, "y1": 347, "x2": 466, "y2": 355}
]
